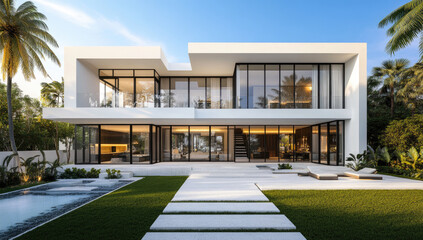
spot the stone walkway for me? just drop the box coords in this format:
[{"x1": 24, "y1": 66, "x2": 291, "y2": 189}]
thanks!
[{"x1": 142, "y1": 168, "x2": 306, "y2": 240}]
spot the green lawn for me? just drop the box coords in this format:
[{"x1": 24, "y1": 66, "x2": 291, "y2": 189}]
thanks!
[
  {"x1": 0, "y1": 181, "x2": 47, "y2": 194},
  {"x1": 265, "y1": 190, "x2": 423, "y2": 240},
  {"x1": 17, "y1": 176, "x2": 187, "y2": 240}
]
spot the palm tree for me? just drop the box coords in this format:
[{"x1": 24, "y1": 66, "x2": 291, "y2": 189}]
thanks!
[
  {"x1": 0, "y1": 0, "x2": 60, "y2": 169},
  {"x1": 41, "y1": 78, "x2": 64, "y2": 160},
  {"x1": 41, "y1": 78, "x2": 64, "y2": 107},
  {"x1": 397, "y1": 63, "x2": 423, "y2": 113},
  {"x1": 379, "y1": 0, "x2": 423, "y2": 60},
  {"x1": 372, "y1": 59, "x2": 409, "y2": 117}
]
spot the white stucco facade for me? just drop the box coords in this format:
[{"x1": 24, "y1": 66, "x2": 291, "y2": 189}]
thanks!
[{"x1": 44, "y1": 42, "x2": 367, "y2": 162}]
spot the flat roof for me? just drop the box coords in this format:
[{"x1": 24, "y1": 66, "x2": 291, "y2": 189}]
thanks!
[{"x1": 67, "y1": 42, "x2": 366, "y2": 76}]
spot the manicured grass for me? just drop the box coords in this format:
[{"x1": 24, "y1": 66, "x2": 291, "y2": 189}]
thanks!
[
  {"x1": 0, "y1": 181, "x2": 47, "y2": 194},
  {"x1": 17, "y1": 176, "x2": 187, "y2": 240},
  {"x1": 265, "y1": 190, "x2": 423, "y2": 240}
]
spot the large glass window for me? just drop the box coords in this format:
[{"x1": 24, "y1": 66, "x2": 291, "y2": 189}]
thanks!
[
  {"x1": 250, "y1": 126, "x2": 265, "y2": 161},
  {"x1": 172, "y1": 126, "x2": 189, "y2": 161},
  {"x1": 338, "y1": 121, "x2": 344, "y2": 165},
  {"x1": 320, "y1": 123, "x2": 328, "y2": 164},
  {"x1": 100, "y1": 125, "x2": 130, "y2": 164},
  {"x1": 329, "y1": 122, "x2": 337, "y2": 165},
  {"x1": 266, "y1": 126, "x2": 279, "y2": 161},
  {"x1": 236, "y1": 65, "x2": 248, "y2": 108},
  {"x1": 117, "y1": 78, "x2": 134, "y2": 108},
  {"x1": 190, "y1": 78, "x2": 206, "y2": 109},
  {"x1": 190, "y1": 126, "x2": 209, "y2": 161},
  {"x1": 248, "y1": 65, "x2": 265, "y2": 108},
  {"x1": 161, "y1": 126, "x2": 171, "y2": 161},
  {"x1": 266, "y1": 65, "x2": 279, "y2": 108},
  {"x1": 160, "y1": 78, "x2": 171, "y2": 108},
  {"x1": 75, "y1": 125, "x2": 99, "y2": 164},
  {"x1": 319, "y1": 65, "x2": 330, "y2": 109},
  {"x1": 331, "y1": 64, "x2": 344, "y2": 109},
  {"x1": 295, "y1": 65, "x2": 316, "y2": 109},
  {"x1": 279, "y1": 126, "x2": 293, "y2": 161},
  {"x1": 221, "y1": 78, "x2": 233, "y2": 109},
  {"x1": 207, "y1": 78, "x2": 220, "y2": 109},
  {"x1": 312, "y1": 125, "x2": 319, "y2": 163},
  {"x1": 280, "y1": 65, "x2": 294, "y2": 108},
  {"x1": 228, "y1": 126, "x2": 235, "y2": 161},
  {"x1": 135, "y1": 78, "x2": 154, "y2": 108},
  {"x1": 211, "y1": 126, "x2": 228, "y2": 161},
  {"x1": 170, "y1": 78, "x2": 188, "y2": 107},
  {"x1": 235, "y1": 126, "x2": 249, "y2": 162},
  {"x1": 295, "y1": 126, "x2": 311, "y2": 162},
  {"x1": 132, "y1": 125, "x2": 150, "y2": 163}
]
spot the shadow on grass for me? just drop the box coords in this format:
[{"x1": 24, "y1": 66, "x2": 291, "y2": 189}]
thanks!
[
  {"x1": 17, "y1": 176, "x2": 187, "y2": 240},
  {"x1": 264, "y1": 190, "x2": 423, "y2": 240}
]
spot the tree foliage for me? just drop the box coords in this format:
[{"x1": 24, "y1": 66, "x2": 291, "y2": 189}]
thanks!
[{"x1": 383, "y1": 114, "x2": 423, "y2": 152}]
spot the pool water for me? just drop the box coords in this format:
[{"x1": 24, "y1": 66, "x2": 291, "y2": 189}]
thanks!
[{"x1": 0, "y1": 193, "x2": 91, "y2": 232}]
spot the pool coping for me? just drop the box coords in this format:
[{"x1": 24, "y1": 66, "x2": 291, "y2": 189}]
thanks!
[{"x1": 9, "y1": 177, "x2": 143, "y2": 240}]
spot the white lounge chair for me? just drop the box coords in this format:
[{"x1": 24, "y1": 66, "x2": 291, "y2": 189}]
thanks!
[
  {"x1": 344, "y1": 168, "x2": 383, "y2": 180},
  {"x1": 307, "y1": 166, "x2": 338, "y2": 180}
]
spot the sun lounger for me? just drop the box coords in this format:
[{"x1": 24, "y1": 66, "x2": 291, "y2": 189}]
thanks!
[
  {"x1": 344, "y1": 168, "x2": 382, "y2": 180},
  {"x1": 307, "y1": 166, "x2": 338, "y2": 180}
]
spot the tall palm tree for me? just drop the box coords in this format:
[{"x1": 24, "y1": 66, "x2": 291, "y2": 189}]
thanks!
[
  {"x1": 0, "y1": 0, "x2": 60, "y2": 169},
  {"x1": 41, "y1": 78, "x2": 64, "y2": 160},
  {"x1": 397, "y1": 63, "x2": 423, "y2": 113},
  {"x1": 379, "y1": 0, "x2": 423, "y2": 60},
  {"x1": 372, "y1": 59, "x2": 409, "y2": 117}
]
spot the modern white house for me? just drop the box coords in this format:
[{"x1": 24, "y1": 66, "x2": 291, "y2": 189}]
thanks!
[{"x1": 43, "y1": 43, "x2": 367, "y2": 165}]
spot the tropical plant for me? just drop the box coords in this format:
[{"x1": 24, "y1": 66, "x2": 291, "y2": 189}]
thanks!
[
  {"x1": 43, "y1": 158, "x2": 62, "y2": 181},
  {"x1": 105, "y1": 169, "x2": 121, "y2": 179},
  {"x1": 0, "y1": 0, "x2": 60, "y2": 170},
  {"x1": 278, "y1": 163, "x2": 293, "y2": 170},
  {"x1": 379, "y1": 0, "x2": 423, "y2": 60},
  {"x1": 383, "y1": 114, "x2": 423, "y2": 151},
  {"x1": 346, "y1": 152, "x2": 369, "y2": 171},
  {"x1": 397, "y1": 63, "x2": 423, "y2": 113},
  {"x1": 59, "y1": 167, "x2": 100, "y2": 179},
  {"x1": 367, "y1": 145, "x2": 391, "y2": 166},
  {"x1": 372, "y1": 59, "x2": 410, "y2": 117}
]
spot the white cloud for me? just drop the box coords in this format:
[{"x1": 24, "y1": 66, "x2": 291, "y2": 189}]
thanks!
[
  {"x1": 34, "y1": 0, "x2": 95, "y2": 29},
  {"x1": 100, "y1": 18, "x2": 148, "y2": 46}
]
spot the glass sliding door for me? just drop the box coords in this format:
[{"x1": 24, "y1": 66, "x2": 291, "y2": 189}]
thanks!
[
  {"x1": 207, "y1": 78, "x2": 220, "y2": 109},
  {"x1": 190, "y1": 78, "x2": 206, "y2": 109},
  {"x1": 160, "y1": 78, "x2": 171, "y2": 108},
  {"x1": 248, "y1": 65, "x2": 265, "y2": 108},
  {"x1": 329, "y1": 122, "x2": 337, "y2": 165},
  {"x1": 135, "y1": 78, "x2": 154, "y2": 108},
  {"x1": 172, "y1": 126, "x2": 189, "y2": 161},
  {"x1": 228, "y1": 126, "x2": 235, "y2": 161},
  {"x1": 170, "y1": 78, "x2": 188, "y2": 107},
  {"x1": 266, "y1": 126, "x2": 279, "y2": 161},
  {"x1": 100, "y1": 125, "x2": 130, "y2": 164},
  {"x1": 161, "y1": 126, "x2": 171, "y2": 161},
  {"x1": 280, "y1": 65, "x2": 294, "y2": 108},
  {"x1": 331, "y1": 64, "x2": 344, "y2": 109},
  {"x1": 320, "y1": 123, "x2": 328, "y2": 164},
  {"x1": 294, "y1": 126, "x2": 311, "y2": 162},
  {"x1": 279, "y1": 126, "x2": 293, "y2": 162},
  {"x1": 250, "y1": 126, "x2": 265, "y2": 161},
  {"x1": 221, "y1": 78, "x2": 233, "y2": 109},
  {"x1": 338, "y1": 121, "x2": 344, "y2": 165},
  {"x1": 236, "y1": 65, "x2": 248, "y2": 108},
  {"x1": 75, "y1": 125, "x2": 99, "y2": 164},
  {"x1": 266, "y1": 65, "x2": 279, "y2": 109},
  {"x1": 312, "y1": 125, "x2": 319, "y2": 163},
  {"x1": 295, "y1": 65, "x2": 317, "y2": 108},
  {"x1": 319, "y1": 65, "x2": 330, "y2": 109},
  {"x1": 132, "y1": 125, "x2": 150, "y2": 163},
  {"x1": 117, "y1": 78, "x2": 134, "y2": 108},
  {"x1": 190, "y1": 126, "x2": 210, "y2": 161},
  {"x1": 211, "y1": 126, "x2": 228, "y2": 161}
]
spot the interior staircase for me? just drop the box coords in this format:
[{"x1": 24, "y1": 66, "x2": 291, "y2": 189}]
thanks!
[{"x1": 235, "y1": 128, "x2": 248, "y2": 159}]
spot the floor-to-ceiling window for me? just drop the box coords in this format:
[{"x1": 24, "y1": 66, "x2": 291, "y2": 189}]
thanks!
[
  {"x1": 280, "y1": 65, "x2": 295, "y2": 108},
  {"x1": 236, "y1": 65, "x2": 248, "y2": 108},
  {"x1": 136, "y1": 78, "x2": 154, "y2": 108},
  {"x1": 160, "y1": 78, "x2": 171, "y2": 108},
  {"x1": 100, "y1": 125, "x2": 130, "y2": 164},
  {"x1": 250, "y1": 126, "x2": 265, "y2": 161},
  {"x1": 279, "y1": 126, "x2": 294, "y2": 161},
  {"x1": 221, "y1": 78, "x2": 233, "y2": 109},
  {"x1": 172, "y1": 126, "x2": 189, "y2": 161},
  {"x1": 170, "y1": 78, "x2": 189, "y2": 107},
  {"x1": 266, "y1": 126, "x2": 279, "y2": 161},
  {"x1": 266, "y1": 65, "x2": 279, "y2": 108},
  {"x1": 294, "y1": 126, "x2": 311, "y2": 162},
  {"x1": 207, "y1": 78, "x2": 220, "y2": 109},
  {"x1": 311, "y1": 125, "x2": 319, "y2": 163},
  {"x1": 75, "y1": 125, "x2": 99, "y2": 164},
  {"x1": 329, "y1": 122, "x2": 337, "y2": 165},
  {"x1": 319, "y1": 65, "x2": 330, "y2": 109},
  {"x1": 132, "y1": 125, "x2": 150, "y2": 163},
  {"x1": 190, "y1": 78, "x2": 206, "y2": 109},
  {"x1": 248, "y1": 65, "x2": 265, "y2": 108},
  {"x1": 295, "y1": 65, "x2": 316, "y2": 109},
  {"x1": 211, "y1": 126, "x2": 228, "y2": 161},
  {"x1": 190, "y1": 126, "x2": 210, "y2": 161},
  {"x1": 161, "y1": 126, "x2": 171, "y2": 161},
  {"x1": 320, "y1": 123, "x2": 328, "y2": 164}
]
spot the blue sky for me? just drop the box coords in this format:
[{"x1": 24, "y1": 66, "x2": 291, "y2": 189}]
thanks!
[{"x1": 13, "y1": 0, "x2": 419, "y2": 98}]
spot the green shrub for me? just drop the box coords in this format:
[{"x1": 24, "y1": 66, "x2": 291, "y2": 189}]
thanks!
[
  {"x1": 59, "y1": 167, "x2": 100, "y2": 179},
  {"x1": 383, "y1": 114, "x2": 423, "y2": 152},
  {"x1": 278, "y1": 163, "x2": 293, "y2": 169},
  {"x1": 105, "y1": 169, "x2": 121, "y2": 179}
]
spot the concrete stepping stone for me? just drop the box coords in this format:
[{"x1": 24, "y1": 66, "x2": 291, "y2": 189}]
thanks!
[
  {"x1": 163, "y1": 202, "x2": 280, "y2": 213},
  {"x1": 142, "y1": 232, "x2": 307, "y2": 240},
  {"x1": 150, "y1": 214, "x2": 296, "y2": 230}
]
